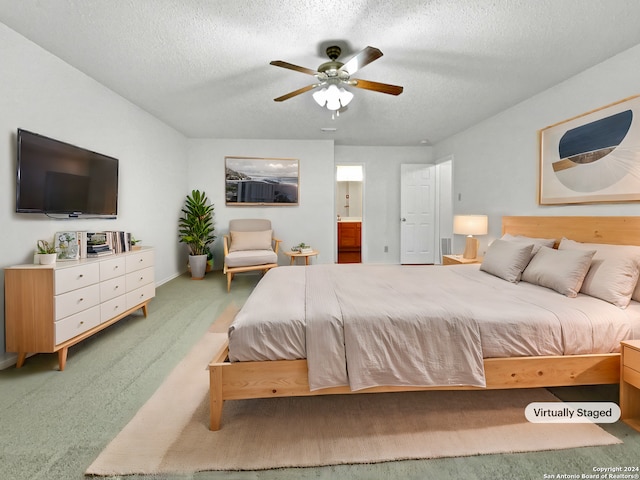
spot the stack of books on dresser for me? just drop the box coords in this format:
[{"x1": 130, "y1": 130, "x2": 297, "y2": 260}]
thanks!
[
  {"x1": 86, "y1": 232, "x2": 114, "y2": 257},
  {"x1": 86, "y1": 231, "x2": 135, "y2": 257}
]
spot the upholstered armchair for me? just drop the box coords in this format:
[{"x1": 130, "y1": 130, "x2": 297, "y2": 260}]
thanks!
[{"x1": 223, "y1": 219, "x2": 281, "y2": 292}]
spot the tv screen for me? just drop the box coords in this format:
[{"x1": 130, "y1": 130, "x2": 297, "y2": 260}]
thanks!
[{"x1": 16, "y1": 129, "x2": 119, "y2": 217}]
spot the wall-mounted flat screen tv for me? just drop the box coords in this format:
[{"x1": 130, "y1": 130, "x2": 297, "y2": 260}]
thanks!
[{"x1": 16, "y1": 129, "x2": 119, "y2": 217}]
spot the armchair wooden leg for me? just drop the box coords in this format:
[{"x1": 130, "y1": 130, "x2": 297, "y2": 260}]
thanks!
[{"x1": 227, "y1": 272, "x2": 233, "y2": 292}]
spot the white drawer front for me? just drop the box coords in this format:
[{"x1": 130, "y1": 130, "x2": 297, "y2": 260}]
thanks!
[
  {"x1": 126, "y1": 283, "x2": 156, "y2": 310},
  {"x1": 126, "y1": 250, "x2": 155, "y2": 273},
  {"x1": 100, "y1": 295, "x2": 127, "y2": 323},
  {"x1": 126, "y1": 267, "x2": 154, "y2": 292},
  {"x1": 54, "y1": 263, "x2": 100, "y2": 295},
  {"x1": 55, "y1": 306, "x2": 101, "y2": 344},
  {"x1": 55, "y1": 284, "x2": 101, "y2": 320},
  {"x1": 100, "y1": 276, "x2": 126, "y2": 302},
  {"x1": 100, "y1": 257, "x2": 126, "y2": 281}
]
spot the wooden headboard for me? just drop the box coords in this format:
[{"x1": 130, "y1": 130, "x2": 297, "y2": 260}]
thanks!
[{"x1": 502, "y1": 216, "x2": 640, "y2": 247}]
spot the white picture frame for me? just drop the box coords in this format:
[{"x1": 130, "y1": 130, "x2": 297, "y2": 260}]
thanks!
[{"x1": 55, "y1": 231, "x2": 79, "y2": 261}]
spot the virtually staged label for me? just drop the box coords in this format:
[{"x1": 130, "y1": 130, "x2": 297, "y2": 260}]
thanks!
[{"x1": 525, "y1": 402, "x2": 620, "y2": 423}]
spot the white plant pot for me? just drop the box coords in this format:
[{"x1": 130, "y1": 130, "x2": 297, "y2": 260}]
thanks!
[
  {"x1": 189, "y1": 254, "x2": 207, "y2": 280},
  {"x1": 39, "y1": 253, "x2": 57, "y2": 265}
]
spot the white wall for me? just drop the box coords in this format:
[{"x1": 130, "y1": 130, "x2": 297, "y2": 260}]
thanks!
[
  {"x1": 0, "y1": 24, "x2": 188, "y2": 363},
  {"x1": 335, "y1": 146, "x2": 434, "y2": 263},
  {"x1": 435, "y1": 43, "x2": 640, "y2": 255},
  {"x1": 187, "y1": 139, "x2": 335, "y2": 265}
]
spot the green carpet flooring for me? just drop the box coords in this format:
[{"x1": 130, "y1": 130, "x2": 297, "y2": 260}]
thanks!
[{"x1": 1, "y1": 270, "x2": 639, "y2": 480}]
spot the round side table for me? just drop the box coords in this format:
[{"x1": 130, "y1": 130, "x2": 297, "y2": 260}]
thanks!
[{"x1": 285, "y1": 250, "x2": 319, "y2": 265}]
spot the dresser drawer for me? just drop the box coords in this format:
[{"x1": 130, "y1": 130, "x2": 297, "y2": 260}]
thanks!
[
  {"x1": 100, "y1": 256, "x2": 126, "y2": 281},
  {"x1": 126, "y1": 283, "x2": 155, "y2": 310},
  {"x1": 125, "y1": 267, "x2": 154, "y2": 292},
  {"x1": 100, "y1": 295, "x2": 127, "y2": 323},
  {"x1": 126, "y1": 250, "x2": 155, "y2": 273},
  {"x1": 55, "y1": 284, "x2": 100, "y2": 320},
  {"x1": 55, "y1": 306, "x2": 101, "y2": 344},
  {"x1": 54, "y1": 263, "x2": 100, "y2": 295},
  {"x1": 100, "y1": 276, "x2": 126, "y2": 302},
  {"x1": 624, "y1": 365, "x2": 640, "y2": 390},
  {"x1": 623, "y1": 346, "x2": 640, "y2": 370}
]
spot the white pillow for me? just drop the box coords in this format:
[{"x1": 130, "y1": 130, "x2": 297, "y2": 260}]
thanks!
[
  {"x1": 559, "y1": 238, "x2": 640, "y2": 308},
  {"x1": 229, "y1": 230, "x2": 273, "y2": 252},
  {"x1": 501, "y1": 233, "x2": 556, "y2": 255},
  {"x1": 480, "y1": 239, "x2": 534, "y2": 283},
  {"x1": 521, "y1": 246, "x2": 595, "y2": 297}
]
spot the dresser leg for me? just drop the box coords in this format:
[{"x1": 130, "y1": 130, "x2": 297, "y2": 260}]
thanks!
[
  {"x1": 58, "y1": 348, "x2": 68, "y2": 371},
  {"x1": 142, "y1": 302, "x2": 148, "y2": 317},
  {"x1": 16, "y1": 352, "x2": 27, "y2": 368}
]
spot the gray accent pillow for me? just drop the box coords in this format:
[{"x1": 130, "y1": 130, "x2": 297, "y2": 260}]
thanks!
[
  {"x1": 229, "y1": 230, "x2": 273, "y2": 252},
  {"x1": 480, "y1": 239, "x2": 534, "y2": 283},
  {"x1": 521, "y1": 246, "x2": 595, "y2": 297},
  {"x1": 559, "y1": 238, "x2": 640, "y2": 308},
  {"x1": 501, "y1": 233, "x2": 556, "y2": 255}
]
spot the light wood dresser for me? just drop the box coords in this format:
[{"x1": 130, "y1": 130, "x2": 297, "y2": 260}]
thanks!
[
  {"x1": 621, "y1": 339, "x2": 640, "y2": 432},
  {"x1": 4, "y1": 247, "x2": 155, "y2": 371}
]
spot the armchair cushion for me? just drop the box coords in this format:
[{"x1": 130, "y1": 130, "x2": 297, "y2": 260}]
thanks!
[
  {"x1": 225, "y1": 249, "x2": 278, "y2": 268},
  {"x1": 229, "y1": 230, "x2": 273, "y2": 252}
]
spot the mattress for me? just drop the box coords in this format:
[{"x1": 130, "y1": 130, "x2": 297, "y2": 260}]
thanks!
[{"x1": 228, "y1": 264, "x2": 640, "y2": 390}]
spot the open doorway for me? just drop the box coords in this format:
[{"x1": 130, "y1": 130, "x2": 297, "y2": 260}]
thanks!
[{"x1": 336, "y1": 165, "x2": 363, "y2": 263}]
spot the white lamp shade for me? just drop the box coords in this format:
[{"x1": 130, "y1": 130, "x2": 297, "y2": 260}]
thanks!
[
  {"x1": 453, "y1": 215, "x2": 488, "y2": 236},
  {"x1": 313, "y1": 84, "x2": 354, "y2": 111},
  {"x1": 312, "y1": 87, "x2": 328, "y2": 107}
]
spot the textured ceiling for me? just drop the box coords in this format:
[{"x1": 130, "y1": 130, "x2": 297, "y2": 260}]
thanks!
[{"x1": 2, "y1": 0, "x2": 640, "y2": 146}]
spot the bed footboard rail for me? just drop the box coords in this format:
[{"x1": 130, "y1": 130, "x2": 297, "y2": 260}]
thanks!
[{"x1": 209, "y1": 347, "x2": 620, "y2": 430}]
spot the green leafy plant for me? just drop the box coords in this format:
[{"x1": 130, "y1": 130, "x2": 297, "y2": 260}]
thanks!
[
  {"x1": 130, "y1": 235, "x2": 141, "y2": 245},
  {"x1": 178, "y1": 189, "x2": 216, "y2": 256},
  {"x1": 37, "y1": 239, "x2": 56, "y2": 254},
  {"x1": 291, "y1": 242, "x2": 310, "y2": 252}
]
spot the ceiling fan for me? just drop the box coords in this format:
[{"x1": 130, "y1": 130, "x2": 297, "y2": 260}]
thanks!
[{"x1": 270, "y1": 45, "x2": 403, "y2": 112}]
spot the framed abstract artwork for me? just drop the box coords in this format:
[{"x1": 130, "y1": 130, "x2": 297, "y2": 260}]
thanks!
[
  {"x1": 538, "y1": 95, "x2": 640, "y2": 205},
  {"x1": 225, "y1": 156, "x2": 299, "y2": 206}
]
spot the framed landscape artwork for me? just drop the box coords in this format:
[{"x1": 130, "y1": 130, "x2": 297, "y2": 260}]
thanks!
[
  {"x1": 225, "y1": 156, "x2": 299, "y2": 206},
  {"x1": 538, "y1": 95, "x2": 640, "y2": 205}
]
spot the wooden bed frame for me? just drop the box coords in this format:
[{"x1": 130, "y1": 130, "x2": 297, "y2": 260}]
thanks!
[{"x1": 208, "y1": 216, "x2": 640, "y2": 430}]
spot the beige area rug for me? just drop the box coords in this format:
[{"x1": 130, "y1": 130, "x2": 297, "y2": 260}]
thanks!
[{"x1": 87, "y1": 305, "x2": 622, "y2": 475}]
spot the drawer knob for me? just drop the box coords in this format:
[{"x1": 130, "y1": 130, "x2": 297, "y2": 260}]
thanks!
[{"x1": 78, "y1": 274, "x2": 84, "y2": 278}]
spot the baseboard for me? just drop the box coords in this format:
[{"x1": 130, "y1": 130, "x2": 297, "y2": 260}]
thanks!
[{"x1": 0, "y1": 352, "x2": 17, "y2": 370}]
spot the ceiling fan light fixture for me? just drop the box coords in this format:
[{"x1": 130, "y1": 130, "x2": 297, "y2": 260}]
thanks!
[
  {"x1": 312, "y1": 87, "x2": 328, "y2": 107},
  {"x1": 313, "y1": 84, "x2": 353, "y2": 111}
]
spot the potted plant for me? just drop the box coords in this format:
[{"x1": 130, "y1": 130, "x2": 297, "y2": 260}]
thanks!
[
  {"x1": 37, "y1": 239, "x2": 57, "y2": 265},
  {"x1": 178, "y1": 189, "x2": 216, "y2": 279},
  {"x1": 130, "y1": 235, "x2": 142, "y2": 251}
]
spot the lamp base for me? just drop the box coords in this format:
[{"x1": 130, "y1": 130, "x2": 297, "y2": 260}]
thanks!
[{"x1": 462, "y1": 236, "x2": 479, "y2": 259}]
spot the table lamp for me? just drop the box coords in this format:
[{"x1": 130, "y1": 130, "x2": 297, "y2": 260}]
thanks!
[{"x1": 453, "y1": 215, "x2": 488, "y2": 259}]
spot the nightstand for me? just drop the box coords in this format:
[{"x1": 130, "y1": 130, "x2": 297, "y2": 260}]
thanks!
[
  {"x1": 621, "y1": 340, "x2": 640, "y2": 432},
  {"x1": 442, "y1": 254, "x2": 483, "y2": 266}
]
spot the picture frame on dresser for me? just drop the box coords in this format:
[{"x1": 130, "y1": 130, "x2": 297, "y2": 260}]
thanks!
[{"x1": 55, "y1": 231, "x2": 79, "y2": 260}]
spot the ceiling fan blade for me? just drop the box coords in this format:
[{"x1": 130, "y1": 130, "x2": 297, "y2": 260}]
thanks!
[
  {"x1": 270, "y1": 60, "x2": 318, "y2": 76},
  {"x1": 350, "y1": 78, "x2": 403, "y2": 96},
  {"x1": 339, "y1": 46, "x2": 383, "y2": 75},
  {"x1": 273, "y1": 84, "x2": 318, "y2": 102}
]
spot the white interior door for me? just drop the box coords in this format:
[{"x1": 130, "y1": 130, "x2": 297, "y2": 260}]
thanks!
[{"x1": 400, "y1": 164, "x2": 436, "y2": 264}]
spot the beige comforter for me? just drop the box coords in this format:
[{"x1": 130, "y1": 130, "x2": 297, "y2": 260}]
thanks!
[{"x1": 228, "y1": 264, "x2": 640, "y2": 392}]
